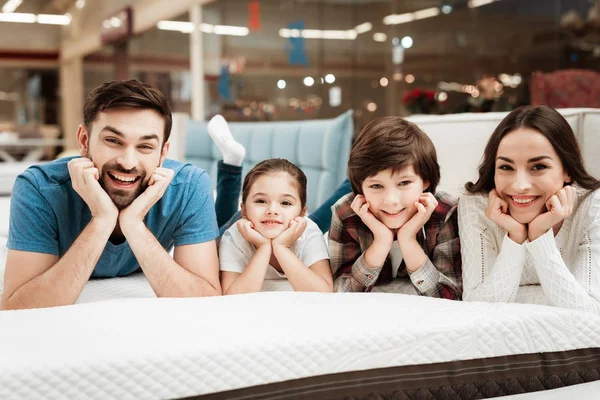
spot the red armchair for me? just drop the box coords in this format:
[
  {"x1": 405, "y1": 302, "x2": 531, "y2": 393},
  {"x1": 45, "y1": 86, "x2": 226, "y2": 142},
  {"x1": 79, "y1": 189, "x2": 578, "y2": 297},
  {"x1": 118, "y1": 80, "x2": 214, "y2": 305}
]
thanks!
[{"x1": 530, "y1": 69, "x2": 600, "y2": 108}]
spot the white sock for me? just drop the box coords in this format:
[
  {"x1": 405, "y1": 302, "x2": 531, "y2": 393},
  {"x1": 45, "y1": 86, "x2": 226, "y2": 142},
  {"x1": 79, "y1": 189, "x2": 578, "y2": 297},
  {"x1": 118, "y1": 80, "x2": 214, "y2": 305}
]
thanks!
[{"x1": 207, "y1": 114, "x2": 246, "y2": 166}]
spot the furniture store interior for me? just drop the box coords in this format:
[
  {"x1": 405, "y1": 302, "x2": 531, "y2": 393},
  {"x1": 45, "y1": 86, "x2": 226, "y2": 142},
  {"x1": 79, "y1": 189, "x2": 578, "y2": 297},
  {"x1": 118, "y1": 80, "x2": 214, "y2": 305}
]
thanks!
[{"x1": 1, "y1": 0, "x2": 600, "y2": 399}]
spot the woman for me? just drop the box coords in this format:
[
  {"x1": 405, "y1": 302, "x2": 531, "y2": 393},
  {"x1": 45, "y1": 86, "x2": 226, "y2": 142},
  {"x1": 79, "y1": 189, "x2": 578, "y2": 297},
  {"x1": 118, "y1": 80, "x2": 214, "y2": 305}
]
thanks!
[{"x1": 459, "y1": 105, "x2": 600, "y2": 313}]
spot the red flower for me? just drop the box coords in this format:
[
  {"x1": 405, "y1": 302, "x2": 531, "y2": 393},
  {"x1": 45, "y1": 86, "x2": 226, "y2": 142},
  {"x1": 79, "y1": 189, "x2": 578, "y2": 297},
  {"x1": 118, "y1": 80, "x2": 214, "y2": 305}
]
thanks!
[
  {"x1": 411, "y1": 89, "x2": 422, "y2": 98},
  {"x1": 425, "y1": 91, "x2": 435, "y2": 100}
]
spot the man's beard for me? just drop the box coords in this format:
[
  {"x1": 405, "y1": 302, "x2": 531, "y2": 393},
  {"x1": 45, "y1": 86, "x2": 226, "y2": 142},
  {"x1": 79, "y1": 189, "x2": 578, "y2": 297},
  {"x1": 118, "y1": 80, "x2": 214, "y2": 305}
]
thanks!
[{"x1": 97, "y1": 161, "x2": 148, "y2": 210}]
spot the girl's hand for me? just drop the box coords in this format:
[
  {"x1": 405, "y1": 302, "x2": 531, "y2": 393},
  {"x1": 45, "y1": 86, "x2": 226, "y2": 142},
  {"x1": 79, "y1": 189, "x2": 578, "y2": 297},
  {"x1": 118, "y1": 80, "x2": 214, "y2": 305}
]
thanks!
[
  {"x1": 486, "y1": 189, "x2": 527, "y2": 244},
  {"x1": 528, "y1": 185, "x2": 576, "y2": 241},
  {"x1": 237, "y1": 218, "x2": 271, "y2": 248},
  {"x1": 272, "y1": 217, "x2": 307, "y2": 248}
]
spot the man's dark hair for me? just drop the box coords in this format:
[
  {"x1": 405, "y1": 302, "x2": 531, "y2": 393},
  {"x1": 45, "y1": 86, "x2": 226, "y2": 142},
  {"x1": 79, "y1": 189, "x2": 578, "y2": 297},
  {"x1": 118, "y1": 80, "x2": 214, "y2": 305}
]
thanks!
[{"x1": 83, "y1": 80, "x2": 172, "y2": 145}]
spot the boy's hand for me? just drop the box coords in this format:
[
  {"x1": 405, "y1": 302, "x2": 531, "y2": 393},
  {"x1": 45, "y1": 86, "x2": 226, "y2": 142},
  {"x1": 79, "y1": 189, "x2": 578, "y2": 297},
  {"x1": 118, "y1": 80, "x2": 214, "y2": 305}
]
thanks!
[
  {"x1": 486, "y1": 189, "x2": 527, "y2": 244},
  {"x1": 68, "y1": 157, "x2": 118, "y2": 225},
  {"x1": 528, "y1": 186, "x2": 576, "y2": 241},
  {"x1": 119, "y1": 167, "x2": 174, "y2": 230},
  {"x1": 351, "y1": 194, "x2": 394, "y2": 246},
  {"x1": 397, "y1": 193, "x2": 438, "y2": 244},
  {"x1": 237, "y1": 218, "x2": 271, "y2": 248},
  {"x1": 272, "y1": 217, "x2": 307, "y2": 248}
]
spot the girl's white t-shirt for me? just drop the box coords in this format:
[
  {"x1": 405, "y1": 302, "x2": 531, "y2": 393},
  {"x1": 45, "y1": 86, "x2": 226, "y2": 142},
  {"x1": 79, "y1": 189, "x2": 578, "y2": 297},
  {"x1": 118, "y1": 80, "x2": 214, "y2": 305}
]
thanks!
[{"x1": 219, "y1": 217, "x2": 330, "y2": 279}]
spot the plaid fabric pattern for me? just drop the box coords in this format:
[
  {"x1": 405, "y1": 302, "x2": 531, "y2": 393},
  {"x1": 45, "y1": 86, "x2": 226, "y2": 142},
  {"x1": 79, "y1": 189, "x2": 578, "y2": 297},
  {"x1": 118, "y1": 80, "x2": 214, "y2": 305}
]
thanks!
[{"x1": 329, "y1": 191, "x2": 462, "y2": 299}]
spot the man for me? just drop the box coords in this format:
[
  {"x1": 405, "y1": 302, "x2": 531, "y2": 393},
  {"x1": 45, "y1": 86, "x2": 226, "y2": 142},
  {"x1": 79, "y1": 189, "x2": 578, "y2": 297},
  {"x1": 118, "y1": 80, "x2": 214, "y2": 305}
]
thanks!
[{"x1": 1, "y1": 80, "x2": 221, "y2": 310}]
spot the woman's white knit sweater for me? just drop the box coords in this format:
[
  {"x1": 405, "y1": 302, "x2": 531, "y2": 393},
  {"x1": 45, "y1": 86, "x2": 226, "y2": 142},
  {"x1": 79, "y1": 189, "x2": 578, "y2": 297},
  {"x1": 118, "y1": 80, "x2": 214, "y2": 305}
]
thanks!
[{"x1": 459, "y1": 188, "x2": 600, "y2": 314}]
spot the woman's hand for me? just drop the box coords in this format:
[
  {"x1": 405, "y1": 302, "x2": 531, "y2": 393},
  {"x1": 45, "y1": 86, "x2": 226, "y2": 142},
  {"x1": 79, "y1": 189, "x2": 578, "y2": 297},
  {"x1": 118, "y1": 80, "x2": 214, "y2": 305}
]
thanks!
[
  {"x1": 528, "y1": 186, "x2": 576, "y2": 241},
  {"x1": 486, "y1": 189, "x2": 528, "y2": 244}
]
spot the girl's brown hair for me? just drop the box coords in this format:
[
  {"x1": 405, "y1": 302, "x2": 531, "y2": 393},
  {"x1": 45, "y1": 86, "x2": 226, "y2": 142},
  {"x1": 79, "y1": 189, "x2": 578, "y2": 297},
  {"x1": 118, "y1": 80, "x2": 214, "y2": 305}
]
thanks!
[
  {"x1": 466, "y1": 105, "x2": 600, "y2": 194},
  {"x1": 242, "y1": 158, "x2": 307, "y2": 208}
]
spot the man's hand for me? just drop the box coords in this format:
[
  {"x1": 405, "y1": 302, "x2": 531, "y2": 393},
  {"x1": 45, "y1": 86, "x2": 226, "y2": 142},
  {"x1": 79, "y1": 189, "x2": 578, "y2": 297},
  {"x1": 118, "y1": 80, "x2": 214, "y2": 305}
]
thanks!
[
  {"x1": 119, "y1": 167, "x2": 174, "y2": 229},
  {"x1": 272, "y1": 217, "x2": 307, "y2": 248},
  {"x1": 486, "y1": 189, "x2": 527, "y2": 244},
  {"x1": 68, "y1": 157, "x2": 118, "y2": 224},
  {"x1": 237, "y1": 218, "x2": 271, "y2": 248},
  {"x1": 351, "y1": 194, "x2": 394, "y2": 246},
  {"x1": 397, "y1": 193, "x2": 438, "y2": 244},
  {"x1": 528, "y1": 186, "x2": 576, "y2": 241}
]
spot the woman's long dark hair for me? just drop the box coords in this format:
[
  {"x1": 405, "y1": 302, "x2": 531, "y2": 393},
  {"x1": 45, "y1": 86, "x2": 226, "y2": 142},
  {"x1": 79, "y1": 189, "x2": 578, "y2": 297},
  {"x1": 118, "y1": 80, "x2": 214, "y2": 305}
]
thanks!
[{"x1": 465, "y1": 106, "x2": 600, "y2": 194}]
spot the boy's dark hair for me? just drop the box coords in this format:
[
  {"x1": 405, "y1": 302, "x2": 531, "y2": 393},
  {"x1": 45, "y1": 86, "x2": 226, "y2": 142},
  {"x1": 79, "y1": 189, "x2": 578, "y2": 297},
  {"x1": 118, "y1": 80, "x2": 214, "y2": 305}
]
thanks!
[
  {"x1": 242, "y1": 158, "x2": 308, "y2": 209},
  {"x1": 465, "y1": 105, "x2": 600, "y2": 194},
  {"x1": 83, "y1": 80, "x2": 172, "y2": 145},
  {"x1": 348, "y1": 117, "x2": 440, "y2": 194}
]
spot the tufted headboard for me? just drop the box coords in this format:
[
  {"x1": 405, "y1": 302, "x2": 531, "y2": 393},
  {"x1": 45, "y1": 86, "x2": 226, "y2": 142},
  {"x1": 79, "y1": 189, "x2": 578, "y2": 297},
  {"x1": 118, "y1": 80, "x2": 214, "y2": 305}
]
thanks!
[{"x1": 184, "y1": 110, "x2": 353, "y2": 212}]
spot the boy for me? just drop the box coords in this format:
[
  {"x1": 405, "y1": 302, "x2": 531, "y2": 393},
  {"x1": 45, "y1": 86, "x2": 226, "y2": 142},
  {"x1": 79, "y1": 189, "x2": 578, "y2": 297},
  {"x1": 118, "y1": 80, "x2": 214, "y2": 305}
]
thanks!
[{"x1": 329, "y1": 117, "x2": 462, "y2": 298}]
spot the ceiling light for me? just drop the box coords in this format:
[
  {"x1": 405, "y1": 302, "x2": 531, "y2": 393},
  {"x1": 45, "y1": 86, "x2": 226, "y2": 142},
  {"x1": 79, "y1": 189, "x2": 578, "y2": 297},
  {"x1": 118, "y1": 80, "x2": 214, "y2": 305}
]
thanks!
[
  {"x1": 2, "y1": 0, "x2": 22, "y2": 14},
  {"x1": 0, "y1": 12, "x2": 35, "y2": 23},
  {"x1": 157, "y1": 21, "x2": 194, "y2": 33},
  {"x1": 199, "y1": 23, "x2": 213, "y2": 33},
  {"x1": 373, "y1": 32, "x2": 387, "y2": 42},
  {"x1": 276, "y1": 22, "x2": 373, "y2": 41},
  {"x1": 110, "y1": 16, "x2": 122, "y2": 28},
  {"x1": 75, "y1": 0, "x2": 85, "y2": 9},
  {"x1": 354, "y1": 22, "x2": 372, "y2": 35},
  {"x1": 468, "y1": 0, "x2": 497, "y2": 8},
  {"x1": 380, "y1": 77, "x2": 389, "y2": 87},
  {"x1": 401, "y1": 36, "x2": 413, "y2": 49},
  {"x1": 37, "y1": 14, "x2": 71, "y2": 25},
  {"x1": 384, "y1": 7, "x2": 440, "y2": 25},
  {"x1": 383, "y1": 13, "x2": 414, "y2": 25},
  {"x1": 441, "y1": 5, "x2": 453, "y2": 14},
  {"x1": 405, "y1": 74, "x2": 415, "y2": 83},
  {"x1": 279, "y1": 28, "x2": 356, "y2": 40},
  {"x1": 277, "y1": 80, "x2": 286, "y2": 89},
  {"x1": 325, "y1": 74, "x2": 335, "y2": 84},
  {"x1": 303, "y1": 77, "x2": 315, "y2": 87},
  {"x1": 413, "y1": 7, "x2": 440, "y2": 20},
  {"x1": 157, "y1": 21, "x2": 248, "y2": 36},
  {"x1": 213, "y1": 25, "x2": 249, "y2": 36}
]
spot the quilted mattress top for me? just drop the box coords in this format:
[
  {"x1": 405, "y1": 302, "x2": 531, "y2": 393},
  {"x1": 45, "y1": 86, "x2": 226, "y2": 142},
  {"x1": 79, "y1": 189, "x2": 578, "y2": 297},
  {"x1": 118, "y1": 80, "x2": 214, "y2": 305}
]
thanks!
[{"x1": 1, "y1": 288, "x2": 600, "y2": 399}]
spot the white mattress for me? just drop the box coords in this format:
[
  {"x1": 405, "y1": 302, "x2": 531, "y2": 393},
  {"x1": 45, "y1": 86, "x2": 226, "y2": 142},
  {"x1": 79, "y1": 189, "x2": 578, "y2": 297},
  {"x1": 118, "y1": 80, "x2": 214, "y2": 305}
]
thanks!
[
  {"x1": 1, "y1": 285, "x2": 600, "y2": 399},
  {"x1": 1, "y1": 228, "x2": 598, "y2": 399}
]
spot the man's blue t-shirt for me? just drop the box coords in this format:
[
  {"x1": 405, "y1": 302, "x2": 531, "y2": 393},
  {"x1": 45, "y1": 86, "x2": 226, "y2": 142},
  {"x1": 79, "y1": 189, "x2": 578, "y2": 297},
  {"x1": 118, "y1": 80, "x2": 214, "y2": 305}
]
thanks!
[{"x1": 7, "y1": 157, "x2": 219, "y2": 278}]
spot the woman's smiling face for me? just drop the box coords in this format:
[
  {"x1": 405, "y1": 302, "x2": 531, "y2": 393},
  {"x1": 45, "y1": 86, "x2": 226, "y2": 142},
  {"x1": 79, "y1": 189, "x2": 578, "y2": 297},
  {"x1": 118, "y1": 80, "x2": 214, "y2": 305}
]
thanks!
[{"x1": 494, "y1": 127, "x2": 570, "y2": 224}]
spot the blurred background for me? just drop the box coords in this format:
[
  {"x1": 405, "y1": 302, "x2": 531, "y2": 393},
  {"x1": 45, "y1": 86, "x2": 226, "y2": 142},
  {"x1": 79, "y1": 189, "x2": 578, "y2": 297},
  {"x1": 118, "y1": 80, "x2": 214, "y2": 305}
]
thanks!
[{"x1": 0, "y1": 0, "x2": 599, "y2": 159}]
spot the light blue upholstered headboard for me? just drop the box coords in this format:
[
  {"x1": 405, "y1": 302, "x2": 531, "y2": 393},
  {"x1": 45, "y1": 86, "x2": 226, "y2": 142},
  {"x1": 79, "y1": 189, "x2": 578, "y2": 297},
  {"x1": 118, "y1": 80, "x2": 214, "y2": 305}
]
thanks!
[{"x1": 184, "y1": 110, "x2": 353, "y2": 212}]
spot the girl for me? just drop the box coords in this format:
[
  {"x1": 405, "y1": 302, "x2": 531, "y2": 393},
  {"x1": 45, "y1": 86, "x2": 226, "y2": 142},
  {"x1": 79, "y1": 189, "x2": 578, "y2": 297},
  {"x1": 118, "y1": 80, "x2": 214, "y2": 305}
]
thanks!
[
  {"x1": 459, "y1": 105, "x2": 600, "y2": 313},
  {"x1": 207, "y1": 114, "x2": 351, "y2": 236},
  {"x1": 216, "y1": 158, "x2": 333, "y2": 294}
]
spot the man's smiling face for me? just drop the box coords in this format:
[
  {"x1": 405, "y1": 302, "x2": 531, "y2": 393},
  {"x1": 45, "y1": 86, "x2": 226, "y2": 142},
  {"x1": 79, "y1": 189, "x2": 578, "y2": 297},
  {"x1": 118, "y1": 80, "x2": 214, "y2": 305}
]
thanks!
[{"x1": 77, "y1": 107, "x2": 169, "y2": 209}]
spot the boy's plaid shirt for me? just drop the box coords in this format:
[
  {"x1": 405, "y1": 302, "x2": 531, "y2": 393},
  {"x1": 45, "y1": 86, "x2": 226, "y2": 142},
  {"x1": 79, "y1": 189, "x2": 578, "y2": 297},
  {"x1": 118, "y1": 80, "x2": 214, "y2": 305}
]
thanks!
[{"x1": 329, "y1": 192, "x2": 462, "y2": 299}]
